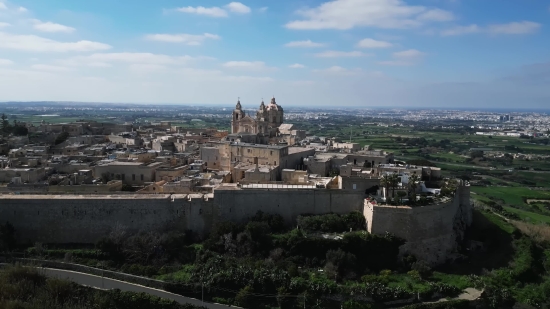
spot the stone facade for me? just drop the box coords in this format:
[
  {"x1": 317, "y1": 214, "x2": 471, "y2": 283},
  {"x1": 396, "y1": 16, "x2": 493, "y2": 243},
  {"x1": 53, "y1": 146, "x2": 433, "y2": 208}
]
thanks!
[
  {"x1": 0, "y1": 185, "x2": 471, "y2": 265},
  {"x1": 364, "y1": 185, "x2": 472, "y2": 265},
  {"x1": 231, "y1": 97, "x2": 283, "y2": 138}
]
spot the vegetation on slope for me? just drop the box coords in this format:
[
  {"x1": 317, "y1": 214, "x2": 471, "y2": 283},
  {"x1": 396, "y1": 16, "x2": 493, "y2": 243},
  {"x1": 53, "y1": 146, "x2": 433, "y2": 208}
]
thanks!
[{"x1": 0, "y1": 265, "x2": 206, "y2": 309}]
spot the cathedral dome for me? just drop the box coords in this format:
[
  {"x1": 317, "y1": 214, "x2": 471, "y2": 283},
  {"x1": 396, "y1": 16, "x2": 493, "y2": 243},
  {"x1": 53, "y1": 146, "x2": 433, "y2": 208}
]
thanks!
[{"x1": 268, "y1": 96, "x2": 282, "y2": 111}]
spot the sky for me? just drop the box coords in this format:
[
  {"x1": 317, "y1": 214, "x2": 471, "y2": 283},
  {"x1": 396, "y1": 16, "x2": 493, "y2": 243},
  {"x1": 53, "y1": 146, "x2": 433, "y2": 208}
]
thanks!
[{"x1": 0, "y1": 0, "x2": 549, "y2": 108}]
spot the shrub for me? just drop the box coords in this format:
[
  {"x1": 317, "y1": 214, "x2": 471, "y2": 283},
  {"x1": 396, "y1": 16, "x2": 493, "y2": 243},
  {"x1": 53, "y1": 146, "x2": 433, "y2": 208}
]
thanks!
[
  {"x1": 297, "y1": 212, "x2": 366, "y2": 233},
  {"x1": 0, "y1": 265, "x2": 207, "y2": 309},
  {"x1": 234, "y1": 285, "x2": 255, "y2": 308}
]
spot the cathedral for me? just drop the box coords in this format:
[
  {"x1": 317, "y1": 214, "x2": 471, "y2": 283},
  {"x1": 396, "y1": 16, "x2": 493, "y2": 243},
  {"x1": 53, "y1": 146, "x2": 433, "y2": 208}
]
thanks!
[{"x1": 231, "y1": 97, "x2": 284, "y2": 138}]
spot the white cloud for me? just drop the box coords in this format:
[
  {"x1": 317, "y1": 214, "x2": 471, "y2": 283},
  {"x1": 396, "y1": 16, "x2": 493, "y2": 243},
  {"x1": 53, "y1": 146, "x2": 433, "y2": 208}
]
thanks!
[
  {"x1": 378, "y1": 49, "x2": 425, "y2": 66},
  {"x1": 0, "y1": 32, "x2": 112, "y2": 52},
  {"x1": 129, "y1": 64, "x2": 166, "y2": 72},
  {"x1": 441, "y1": 21, "x2": 541, "y2": 36},
  {"x1": 225, "y1": 2, "x2": 251, "y2": 14},
  {"x1": 18, "y1": 6, "x2": 27, "y2": 12},
  {"x1": 86, "y1": 62, "x2": 112, "y2": 68},
  {"x1": 31, "y1": 64, "x2": 72, "y2": 72},
  {"x1": 394, "y1": 49, "x2": 425, "y2": 58},
  {"x1": 222, "y1": 76, "x2": 274, "y2": 82},
  {"x1": 259, "y1": 7, "x2": 268, "y2": 13},
  {"x1": 32, "y1": 20, "x2": 76, "y2": 33},
  {"x1": 440, "y1": 24, "x2": 480, "y2": 36},
  {"x1": 0, "y1": 22, "x2": 10, "y2": 28},
  {"x1": 377, "y1": 60, "x2": 414, "y2": 66},
  {"x1": 314, "y1": 50, "x2": 368, "y2": 58},
  {"x1": 285, "y1": 0, "x2": 454, "y2": 30},
  {"x1": 0, "y1": 58, "x2": 13, "y2": 65},
  {"x1": 174, "y1": 3, "x2": 253, "y2": 17},
  {"x1": 223, "y1": 61, "x2": 277, "y2": 71},
  {"x1": 289, "y1": 63, "x2": 305, "y2": 69},
  {"x1": 0, "y1": 2, "x2": 6, "y2": 10},
  {"x1": 176, "y1": 6, "x2": 228, "y2": 17},
  {"x1": 312, "y1": 66, "x2": 362, "y2": 75},
  {"x1": 284, "y1": 40, "x2": 325, "y2": 48},
  {"x1": 145, "y1": 33, "x2": 220, "y2": 45},
  {"x1": 488, "y1": 21, "x2": 541, "y2": 35},
  {"x1": 357, "y1": 38, "x2": 392, "y2": 48},
  {"x1": 417, "y1": 8, "x2": 454, "y2": 22},
  {"x1": 60, "y1": 53, "x2": 203, "y2": 66}
]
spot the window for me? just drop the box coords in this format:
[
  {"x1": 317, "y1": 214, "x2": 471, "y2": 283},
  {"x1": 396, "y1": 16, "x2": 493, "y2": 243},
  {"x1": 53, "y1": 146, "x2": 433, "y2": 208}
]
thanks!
[
  {"x1": 274, "y1": 161, "x2": 277, "y2": 165},
  {"x1": 121, "y1": 174, "x2": 125, "y2": 180},
  {"x1": 270, "y1": 151, "x2": 273, "y2": 155},
  {"x1": 132, "y1": 174, "x2": 135, "y2": 181},
  {"x1": 141, "y1": 174, "x2": 144, "y2": 181}
]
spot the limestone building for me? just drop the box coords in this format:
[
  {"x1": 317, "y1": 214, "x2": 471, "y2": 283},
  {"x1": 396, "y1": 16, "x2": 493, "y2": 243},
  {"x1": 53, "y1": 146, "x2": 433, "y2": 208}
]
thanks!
[{"x1": 231, "y1": 97, "x2": 283, "y2": 138}]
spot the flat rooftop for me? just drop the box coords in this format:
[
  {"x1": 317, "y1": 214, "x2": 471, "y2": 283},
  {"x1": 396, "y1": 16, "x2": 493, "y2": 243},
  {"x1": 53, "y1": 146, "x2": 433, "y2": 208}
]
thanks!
[
  {"x1": 288, "y1": 147, "x2": 314, "y2": 154},
  {"x1": 229, "y1": 142, "x2": 288, "y2": 150},
  {"x1": 241, "y1": 184, "x2": 316, "y2": 189}
]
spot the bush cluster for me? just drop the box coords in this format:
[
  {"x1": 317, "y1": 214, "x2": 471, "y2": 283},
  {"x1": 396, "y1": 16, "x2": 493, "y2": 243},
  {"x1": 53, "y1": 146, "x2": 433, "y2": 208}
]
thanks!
[
  {"x1": 0, "y1": 265, "x2": 206, "y2": 309},
  {"x1": 297, "y1": 212, "x2": 366, "y2": 233}
]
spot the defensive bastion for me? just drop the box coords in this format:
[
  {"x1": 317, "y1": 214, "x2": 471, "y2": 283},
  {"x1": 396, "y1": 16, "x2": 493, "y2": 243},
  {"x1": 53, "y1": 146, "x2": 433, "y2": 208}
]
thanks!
[{"x1": 0, "y1": 184, "x2": 471, "y2": 265}]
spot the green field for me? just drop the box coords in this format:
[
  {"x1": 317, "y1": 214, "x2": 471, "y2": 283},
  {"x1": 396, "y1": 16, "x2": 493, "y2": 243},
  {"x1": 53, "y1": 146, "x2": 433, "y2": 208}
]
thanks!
[
  {"x1": 471, "y1": 187, "x2": 550, "y2": 206},
  {"x1": 503, "y1": 206, "x2": 550, "y2": 224}
]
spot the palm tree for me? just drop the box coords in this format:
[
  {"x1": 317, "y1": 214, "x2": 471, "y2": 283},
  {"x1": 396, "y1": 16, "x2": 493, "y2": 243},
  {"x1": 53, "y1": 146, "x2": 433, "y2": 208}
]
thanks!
[
  {"x1": 408, "y1": 173, "x2": 421, "y2": 204},
  {"x1": 389, "y1": 172, "x2": 399, "y2": 198},
  {"x1": 396, "y1": 191, "x2": 407, "y2": 205},
  {"x1": 381, "y1": 174, "x2": 391, "y2": 201}
]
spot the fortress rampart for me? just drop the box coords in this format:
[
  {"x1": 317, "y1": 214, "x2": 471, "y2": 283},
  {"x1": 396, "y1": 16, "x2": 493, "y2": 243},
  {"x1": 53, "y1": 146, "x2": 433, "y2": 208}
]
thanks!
[
  {"x1": 0, "y1": 188, "x2": 363, "y2": 244},
  {"x1": 0, "y1": 186, "x2": 471, "y2": 264},
  {"x1": 364, "y1": 185, "x2": 471, "y2": 265}
]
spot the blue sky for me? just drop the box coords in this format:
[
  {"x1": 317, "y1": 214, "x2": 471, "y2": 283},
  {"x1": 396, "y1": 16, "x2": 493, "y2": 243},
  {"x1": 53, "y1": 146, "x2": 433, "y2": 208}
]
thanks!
[{"x1": 0, "y1": 0, "x2": 549, "y2": 108}]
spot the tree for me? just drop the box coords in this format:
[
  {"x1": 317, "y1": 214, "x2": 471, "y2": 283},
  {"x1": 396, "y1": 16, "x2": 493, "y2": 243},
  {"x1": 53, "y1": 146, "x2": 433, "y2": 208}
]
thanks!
[
  {"x1": 325, "y1": 249, "x2": 357, "y2": 281},
  {"x1": 396, "y1": 191, "x2": 407, "y2": 205},
  {"x1": 389, "y1": 172, "x2": 400, "y2": 198},
  {"x1": 54, "y1": 131, "x2": 70, "y2": 145},
  {"x1": 0, "y1": 222, "x2": 16, "y2": 252},
  {"x1": 0, "y1": 113, "x2": 11, "y2": 136},
  {"x1": 408, "y1": 173, "x2": 421, "y2": 204},
  {"x1": 441, "y1": 179, "x2": 459, "y2": 197},
  {"x1": 470, "y1": 150, "x2": 484, "y2": 159},
  {"x1": 276, "y1": 287, "x2": 295, "y2": 309},
  {"x1": 381, "y1": 174, "x2": 392, "y2": 200},
  {"x1": 235, "y1": 285, "x2": 255, "y2": 308}
]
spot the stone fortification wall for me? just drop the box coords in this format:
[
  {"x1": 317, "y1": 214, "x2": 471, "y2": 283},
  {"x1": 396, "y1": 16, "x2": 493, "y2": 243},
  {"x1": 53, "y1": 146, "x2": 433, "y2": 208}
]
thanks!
[
  {"x1": 0, "y1": 194, "x2": 216, "y2": 244},
  {"x1": 214, "y1": 188, "x2": 364, "y2": 226},
  {"x1": 366, "y1": 186, "x2": 471, "y2": 265},
  {"x1": 0, "y1": 189, "x2": 364, "y2": 244},
  {"x1": 0, "y1": 185, "x2": 471, "y2": 265}
]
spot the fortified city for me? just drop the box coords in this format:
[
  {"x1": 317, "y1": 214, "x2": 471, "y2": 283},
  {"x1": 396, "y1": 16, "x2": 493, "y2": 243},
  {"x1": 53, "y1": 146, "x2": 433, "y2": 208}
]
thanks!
[{"x1": 1, "y1": 0, "x2": 548, "y2": 306}]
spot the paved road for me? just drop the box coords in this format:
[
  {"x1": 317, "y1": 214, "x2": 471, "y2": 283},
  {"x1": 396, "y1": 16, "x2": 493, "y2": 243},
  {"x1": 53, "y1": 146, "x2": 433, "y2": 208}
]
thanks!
[{"x1": 40, "y1": 268, "x2": 234, "y2": 309}]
